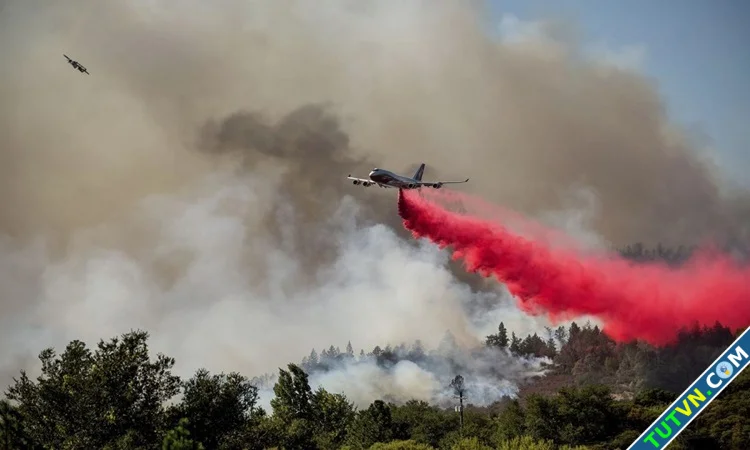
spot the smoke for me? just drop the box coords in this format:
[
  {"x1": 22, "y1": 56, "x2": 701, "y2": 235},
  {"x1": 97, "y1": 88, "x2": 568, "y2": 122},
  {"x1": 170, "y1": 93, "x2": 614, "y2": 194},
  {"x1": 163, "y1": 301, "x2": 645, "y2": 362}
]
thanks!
[
  {"x1": 0, "y1": 171, "x2": 548, "y2": 407},
  {"x1": 1, "y1": 0, "x2": 749, "y2": 406},
  {"x1": 252, "y1": 339, "x2": 549, "y2": 410},
  {"x1": 398, "y1": 189, "x2": 750, "y2": 345},
  {"x1": 3, "y1": 1, "x2": 750, "y2": 243},
  {"x1": 308, "y1": 345, "x2": 548, "y2": 410}
]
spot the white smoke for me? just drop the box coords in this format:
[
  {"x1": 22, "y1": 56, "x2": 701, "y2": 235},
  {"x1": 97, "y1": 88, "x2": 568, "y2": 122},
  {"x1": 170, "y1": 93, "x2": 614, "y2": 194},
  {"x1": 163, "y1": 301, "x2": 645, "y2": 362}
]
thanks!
[{"x1": 0, "y1": 170, "x2": 550, "y2": 409}]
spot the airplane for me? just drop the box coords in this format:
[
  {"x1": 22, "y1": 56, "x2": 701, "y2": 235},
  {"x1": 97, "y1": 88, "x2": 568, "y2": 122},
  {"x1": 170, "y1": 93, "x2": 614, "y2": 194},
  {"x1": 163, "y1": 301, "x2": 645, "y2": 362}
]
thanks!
[
  {"x1": 347, "y1": 163, "x2": 469, "y2": 190},
  {"x1": 63, "y1": 54, "x2": 89, "y2": 74}
]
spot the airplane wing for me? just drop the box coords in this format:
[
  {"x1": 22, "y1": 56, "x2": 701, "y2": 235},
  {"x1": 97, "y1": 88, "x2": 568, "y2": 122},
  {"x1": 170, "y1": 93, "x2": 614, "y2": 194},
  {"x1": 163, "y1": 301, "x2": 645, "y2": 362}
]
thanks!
[
  {"x1": 347, "y1": 175, "x2": 393, "y2": 187},
  {"x1": 419, "y1": 178, "x2": 470, "y2": 187},
  {"x1": 347, "y1": 175, "x2": 370, "y2": 183}
]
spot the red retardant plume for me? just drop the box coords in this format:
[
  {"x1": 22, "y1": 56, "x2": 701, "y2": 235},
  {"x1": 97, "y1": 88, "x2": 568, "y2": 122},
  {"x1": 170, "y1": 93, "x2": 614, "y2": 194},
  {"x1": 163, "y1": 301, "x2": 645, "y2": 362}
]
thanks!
[{"x1": 397, "y1": 189, "x2": 750, "y2": 345}]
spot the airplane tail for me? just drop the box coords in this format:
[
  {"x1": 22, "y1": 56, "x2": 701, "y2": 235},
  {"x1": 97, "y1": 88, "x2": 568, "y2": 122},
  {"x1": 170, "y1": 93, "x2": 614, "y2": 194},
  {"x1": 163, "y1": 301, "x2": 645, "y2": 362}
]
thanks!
[{"x1": 412, "y1": 163, "x2": 425, "y2": 181}]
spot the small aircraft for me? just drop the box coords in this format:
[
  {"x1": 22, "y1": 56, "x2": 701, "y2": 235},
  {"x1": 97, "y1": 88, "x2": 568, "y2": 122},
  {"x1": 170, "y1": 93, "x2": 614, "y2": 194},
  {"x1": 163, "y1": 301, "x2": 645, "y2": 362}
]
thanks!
[
  {"x1": 347, "y1": 163, "x2": 469, "y2": 190},
  {"x1": 63, "y1": 54, "x2": 89, "y2": 74}
]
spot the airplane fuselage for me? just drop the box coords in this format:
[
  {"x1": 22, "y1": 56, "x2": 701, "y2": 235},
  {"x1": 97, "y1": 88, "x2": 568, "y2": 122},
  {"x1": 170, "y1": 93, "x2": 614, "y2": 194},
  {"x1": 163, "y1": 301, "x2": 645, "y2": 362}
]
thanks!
[
  {"x1": 347, "y1": 163, "x2": 466, "y2": 190},
  {"x1": 64, "y1": 55, "x2": 88, "y2": 74},
  {"x1": 367, "y1": 168, "x2": 423, "y2": 189}
]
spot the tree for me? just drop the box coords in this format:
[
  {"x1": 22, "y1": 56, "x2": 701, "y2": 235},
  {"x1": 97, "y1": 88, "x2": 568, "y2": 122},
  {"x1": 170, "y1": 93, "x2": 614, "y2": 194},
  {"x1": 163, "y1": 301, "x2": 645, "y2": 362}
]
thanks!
[
  {"x1": 554, "y1": 326, "x2": 568, "y2": 345},
  {"x1": 162, "y1": 419, "x2": 204, "y2": 450},
  {"x1": 309, "y1": 349, "x2": 319, "y2": 368},
  {"x1": 450, "y1": 375, "x2": 466, "y2": 435},
  {"x1": 311, "y1": 387, "x2": 356, "y2": 449},
  {"x1": 497, "y1": 435, "x2": 557, "y2": 450},
  {"x1": 569, "y1": 322, "x2": 581, "y2": 339},
  {"x1": 452, "y1": 436, "x2": 493, "y2": 449},
  {"x1": 485, "y1": 323, "x2": 509, "y2": 348},
  {"x1": 545, "y1": 336, "x2": 557, "y2": 358},
  {"x1": 554, "y1": 385, "x2": 620, "y2": 445},
  {"x1": 496, "y1": 323, "x2": 510, "y2": 348},
  {"x1": 171, "y1": 369, "x2": 262, "y2": 449},
  {"x1": 523, "y1": 395, "x2": 559, "y2": 443},
  {"x1": 345, "y1": 400, "x2": 394, "y2": 449},
  {"x1": 271, "y1": 364, "x2": 314, "y2": 423},
  {"x1": 4, "y1": 285, "x2": 750, "y2": 450},
  {"x1": 391, "y1": 400, "x2": 456, "y2": 447},
  {"x1": 1, "y1": 399, "x2": 37, "y2": 450},
  {"x1": 270, "y1": 364, "x2": 316, "y2": 449},
  {"x1": 5, "y1": 330, "x2": 181, "y2": 449},
  {"x1": 493, "y1": 400, "x2": 525, "y2": 444},
  {"x1": 509, "y1": 333, "x2": 521, "y2": 354},
  {"x1": 368, "y1": 440, "x2": 434, "y2": 449},
  {"x1": 346, "y1": 341, "x2": 355, "y2": 357}
]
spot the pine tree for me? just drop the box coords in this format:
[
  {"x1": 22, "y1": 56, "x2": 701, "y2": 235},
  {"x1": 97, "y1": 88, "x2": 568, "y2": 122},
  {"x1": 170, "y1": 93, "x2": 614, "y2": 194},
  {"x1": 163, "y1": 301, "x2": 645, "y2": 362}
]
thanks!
[
  {"x1": 509, "y1": 332, "x2": 521, "y2": 354},
  {"x1": 308, "y1": 349, "x2": 319, "y2": 368},
  {"x1": 497, "y1": 322, "x2": 509, "y2": 348},
  {"x1": 409, "y1": 340, "x2": 426, "y2": 361},
  {"x1": 545, "y1": 336, "x2": 557, "y2": 357},
  {"x1": 569, "y1": 322, "x2": 581, "y2": 339},
  {"x1": 346, "y1": 341, "x2": 354, "y2": 356}
]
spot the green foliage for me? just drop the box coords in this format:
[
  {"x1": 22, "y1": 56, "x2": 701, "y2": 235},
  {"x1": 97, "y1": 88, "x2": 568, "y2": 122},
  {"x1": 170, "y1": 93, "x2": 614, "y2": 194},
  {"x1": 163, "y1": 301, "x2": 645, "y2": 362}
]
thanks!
[
  {"x1": 346, "y1": 400, "x2": 394, "y2": 449},
  {"x1": 271, "y1": 363, "x2": 314, "y2": 423},
  {"x1": 608, "y1": 430, "x2": 641, "y2": 450},
  {"x1": 493, "y1": 400, "x2": 525, "y2": 444},
  {"x1": 450, "y1": 436, "x2": 492, "y2": 449},
  {"x1": 311, "y1": 387, "x2": 356, "y2": 449},
  {"x1": 3, "y1": 319, "x2": 747, "y2": 450},
  {"x1": 0, "y1": 398, "x2": 38, "y2": 449},
  {"x1": 169, "y1": 368, "x2": 261, "y2": 449},
  {"x1": 161, "y1": 418, "x2": 204, "y2": 450},
  {"x1": 391, "y1": 400, "x2": 457, "y2": 448},
  {"x1": 688, "y1": 368, "x2": 750, "y2": 449},
  {"x1": 369, "y1": 440, "x2": 435, "y2": 449},
  {"x1": 497, "y1": 435, "x2": 556, "y2": 450},
  {"x1": 267, "y1": 363, "x2": 358, "y2": 449},
  {"x1": 5, "y1": 330, "x2": 180, "y2": 449}
]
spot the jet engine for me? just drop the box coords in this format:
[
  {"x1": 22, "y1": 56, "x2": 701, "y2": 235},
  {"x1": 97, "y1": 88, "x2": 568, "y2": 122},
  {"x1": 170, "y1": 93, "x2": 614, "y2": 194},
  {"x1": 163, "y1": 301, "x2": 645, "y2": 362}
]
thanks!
[
  {"x1": 352, "y1": 180, "x2": 360, "y2": 185},
  {"x1": 433, "y1": 183, "x2": 443, "y2": 189}
]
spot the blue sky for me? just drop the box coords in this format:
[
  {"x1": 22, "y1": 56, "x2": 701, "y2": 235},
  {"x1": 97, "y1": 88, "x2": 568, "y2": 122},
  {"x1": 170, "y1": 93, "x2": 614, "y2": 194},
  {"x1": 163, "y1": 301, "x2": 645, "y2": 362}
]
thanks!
[{"x1": 487, "y1": 0, "x2": 750, "y2": 186}]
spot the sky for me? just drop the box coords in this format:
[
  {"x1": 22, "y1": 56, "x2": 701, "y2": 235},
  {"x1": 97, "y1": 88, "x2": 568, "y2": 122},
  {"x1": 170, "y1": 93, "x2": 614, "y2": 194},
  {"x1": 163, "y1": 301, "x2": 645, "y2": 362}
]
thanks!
[{"x1": 488, "y1": 0, "x2": 750, "y2": 187}]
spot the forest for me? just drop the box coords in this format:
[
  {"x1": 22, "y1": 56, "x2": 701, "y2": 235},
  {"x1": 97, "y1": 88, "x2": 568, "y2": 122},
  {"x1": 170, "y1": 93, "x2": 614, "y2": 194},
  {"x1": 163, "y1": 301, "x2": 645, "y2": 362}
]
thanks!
[{"x1": 1, "y1": 244, "x2": 748, "y2": 450}]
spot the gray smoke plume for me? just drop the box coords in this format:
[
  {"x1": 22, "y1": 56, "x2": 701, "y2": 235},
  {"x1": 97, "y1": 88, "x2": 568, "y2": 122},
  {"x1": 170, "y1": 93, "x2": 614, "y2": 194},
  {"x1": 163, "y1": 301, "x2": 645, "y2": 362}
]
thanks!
[
  {"x1": 0, "y1": 171, "x2": 548, "y2": 406},
  {"x1": 2, "y1": 1, "x2": 748, "y2": 245},
  {"x1": 254, "y1": 338, "x2": 550, "y2": 410},
  {"x1": 1, "y1": 0, "x2": 747, "y2": 405}
]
